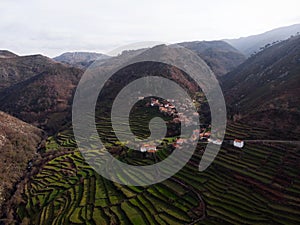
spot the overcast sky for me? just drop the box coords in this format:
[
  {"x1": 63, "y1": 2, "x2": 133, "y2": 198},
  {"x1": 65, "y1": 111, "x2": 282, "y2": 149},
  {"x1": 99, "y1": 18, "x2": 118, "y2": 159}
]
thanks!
[{"x1": 1, "y1": 0, "x2": 299, "y2": 57}]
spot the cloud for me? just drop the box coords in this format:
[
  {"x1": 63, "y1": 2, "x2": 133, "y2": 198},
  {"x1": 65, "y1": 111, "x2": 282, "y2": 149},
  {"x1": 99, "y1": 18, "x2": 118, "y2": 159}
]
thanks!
[{"x1": 0, "y1": 0, "x2": 299, "y2": 57}]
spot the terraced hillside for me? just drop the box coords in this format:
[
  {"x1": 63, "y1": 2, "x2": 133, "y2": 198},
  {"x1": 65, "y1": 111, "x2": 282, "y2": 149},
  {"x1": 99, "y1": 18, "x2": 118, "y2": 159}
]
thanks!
[
  {"x1": 222, "y1": 35, "x2": 300, "y2": 139},
  {"x1": 18, "y1": 150, "x2": 204, "y2": 225},
  {"x1": 0, "y1": 111, "x2": 43, "y2": 219},
  {"x1": 13, "y1": 122, "x2": 300, "y2": 224}
]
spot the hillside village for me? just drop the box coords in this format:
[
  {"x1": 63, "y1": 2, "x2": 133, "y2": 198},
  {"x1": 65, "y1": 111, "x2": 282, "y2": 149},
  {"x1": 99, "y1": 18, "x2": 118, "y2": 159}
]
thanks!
[{"x1": 135, "y1": 97, "x2": 244, "y2": 153}]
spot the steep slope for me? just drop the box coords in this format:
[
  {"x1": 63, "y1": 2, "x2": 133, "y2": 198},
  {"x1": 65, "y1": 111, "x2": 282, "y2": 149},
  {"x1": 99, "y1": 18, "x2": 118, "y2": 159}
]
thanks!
[
  {"x1": 222, "y1": 35, "x2": 300, "y2": 138},
  {"x1": 178, "y1": 40, "x2": 246, "y2": 77},
  {"x1": 53, "y1": 51, "x2": 110, "y2": 69},
  {"x1": 0, "y1": 62, "x2": 83, "y2": 133},
  {"x1": 0, "y1": 54, "x2": 64, "y2": 91},
  {"x1": 225, "y1": 23, "x2": 300, "y2": 56},
  {"x1": 0, "y1": 50, "x2": 18, "y2": 58},
  {"x1": 0, "y1": 111, "x2": 42, "y2": 215}
]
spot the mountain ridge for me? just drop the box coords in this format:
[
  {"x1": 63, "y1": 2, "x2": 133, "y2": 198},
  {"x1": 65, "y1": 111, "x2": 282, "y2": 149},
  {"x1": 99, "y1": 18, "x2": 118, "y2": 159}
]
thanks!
[
  {"x1": 225, "y1": 23, "x2": 300, "y2": 56},
  {"x1": 178, "y1": 40, "x2": 246, "y2": 76},
  {"x1": 0, "y1": 54, "x2": 66, "y2": 92},
  {"x1": 0, "y1": 56, "x2": 83, "y2": 133},
  {"x1": 53, "y1": 51, "x2": 110, "y2": 69},
  {"x1": 0, "y1": 50, "x2": 18, "y2": 58}
]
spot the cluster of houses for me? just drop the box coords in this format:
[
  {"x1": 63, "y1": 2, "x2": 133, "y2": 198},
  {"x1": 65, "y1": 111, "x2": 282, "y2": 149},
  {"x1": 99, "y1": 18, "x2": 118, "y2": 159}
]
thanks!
[
  {"x1": 137, "y1": 97, "x2": 245, "y2": 152},
  {"x1": 148, "y1": 98, "x2": 199, "y2": 126},
  {"x1": 138, "y1": 133, "x2": 245, "y2": 153},
  {"x1": 140, "y1": 144, "x2": 157, "y2": 153},
  {"x1": 150, "y1": 98, "x2": 176, "y2": 115},
  {"x1": 138, "y1": 137, "x2": 244, "y2": 154},
  {"x1": 195, "y1": 129, "x2": 223, "y2": 145}
]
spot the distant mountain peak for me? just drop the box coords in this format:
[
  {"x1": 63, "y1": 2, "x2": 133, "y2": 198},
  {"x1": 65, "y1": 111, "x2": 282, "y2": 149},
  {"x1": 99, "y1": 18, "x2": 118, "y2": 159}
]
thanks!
[
  {"x1": 225, "y1": 23, "x2": 300, "y2": 56},
  {"x1": 178, "y1": 40, "x2": 246, "y2": 76},
  {"x1": 53, "y1": 51, "x2": 110, "y2": 69}
]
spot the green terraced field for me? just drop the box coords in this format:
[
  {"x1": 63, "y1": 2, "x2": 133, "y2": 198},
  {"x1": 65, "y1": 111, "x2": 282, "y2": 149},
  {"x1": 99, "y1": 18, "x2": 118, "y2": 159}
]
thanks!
[
  {"x1": 18, "y1": 150, "x2": 203, "y2": 225},
  {"x1": 17, "y1": 122, "x2": 300, "y2": 224}
]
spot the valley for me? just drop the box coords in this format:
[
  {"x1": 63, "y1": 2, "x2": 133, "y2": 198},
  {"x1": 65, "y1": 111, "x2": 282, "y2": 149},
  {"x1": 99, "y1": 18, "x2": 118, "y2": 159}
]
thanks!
[{"x1": 0, "y1": 24, "x2": 300, "y2": 225}]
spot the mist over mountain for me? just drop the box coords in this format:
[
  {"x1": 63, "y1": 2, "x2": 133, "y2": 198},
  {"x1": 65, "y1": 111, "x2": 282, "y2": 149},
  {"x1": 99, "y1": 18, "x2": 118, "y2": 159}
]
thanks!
[{"x1": 225, "y1": 23, "x2": 300, "y2": 56}]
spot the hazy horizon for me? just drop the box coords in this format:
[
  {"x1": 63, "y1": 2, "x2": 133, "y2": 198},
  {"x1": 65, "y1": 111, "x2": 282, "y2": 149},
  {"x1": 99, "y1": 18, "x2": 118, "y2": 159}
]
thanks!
[{"x1": 1, "y1": 0, "x2": 300, "y2": 57}]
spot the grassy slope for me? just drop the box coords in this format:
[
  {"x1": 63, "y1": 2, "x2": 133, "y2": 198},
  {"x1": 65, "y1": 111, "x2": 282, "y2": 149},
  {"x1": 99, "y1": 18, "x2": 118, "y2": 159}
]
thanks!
[{"x1": 14, "y1": 121, "x2": 300, "y2": 225}]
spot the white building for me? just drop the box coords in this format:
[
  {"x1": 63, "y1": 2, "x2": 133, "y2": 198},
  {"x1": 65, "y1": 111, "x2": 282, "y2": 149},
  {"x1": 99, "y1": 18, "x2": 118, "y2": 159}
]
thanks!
[
  {"x1": 140, "y1": 146, "x2": 147, "y2": 152},
  {"x1": 208, "y1": 138, "x2": 223, "y2": 145},
  {"x1": 140, "y1": 144, "x2": 157, "y2": 152},
  {"x1": 233, "y1": 139, "x2": 244, "y2": 148},
  {"x1": 212, "y1": 139, "x2": 223, "y2": 145}
]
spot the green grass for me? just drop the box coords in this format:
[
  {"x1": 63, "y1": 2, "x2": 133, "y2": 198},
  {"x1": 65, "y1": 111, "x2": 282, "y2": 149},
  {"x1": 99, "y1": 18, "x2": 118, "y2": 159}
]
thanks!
[{"x1": 17, "y1": 119, "x2": 300, "y2": 224}]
